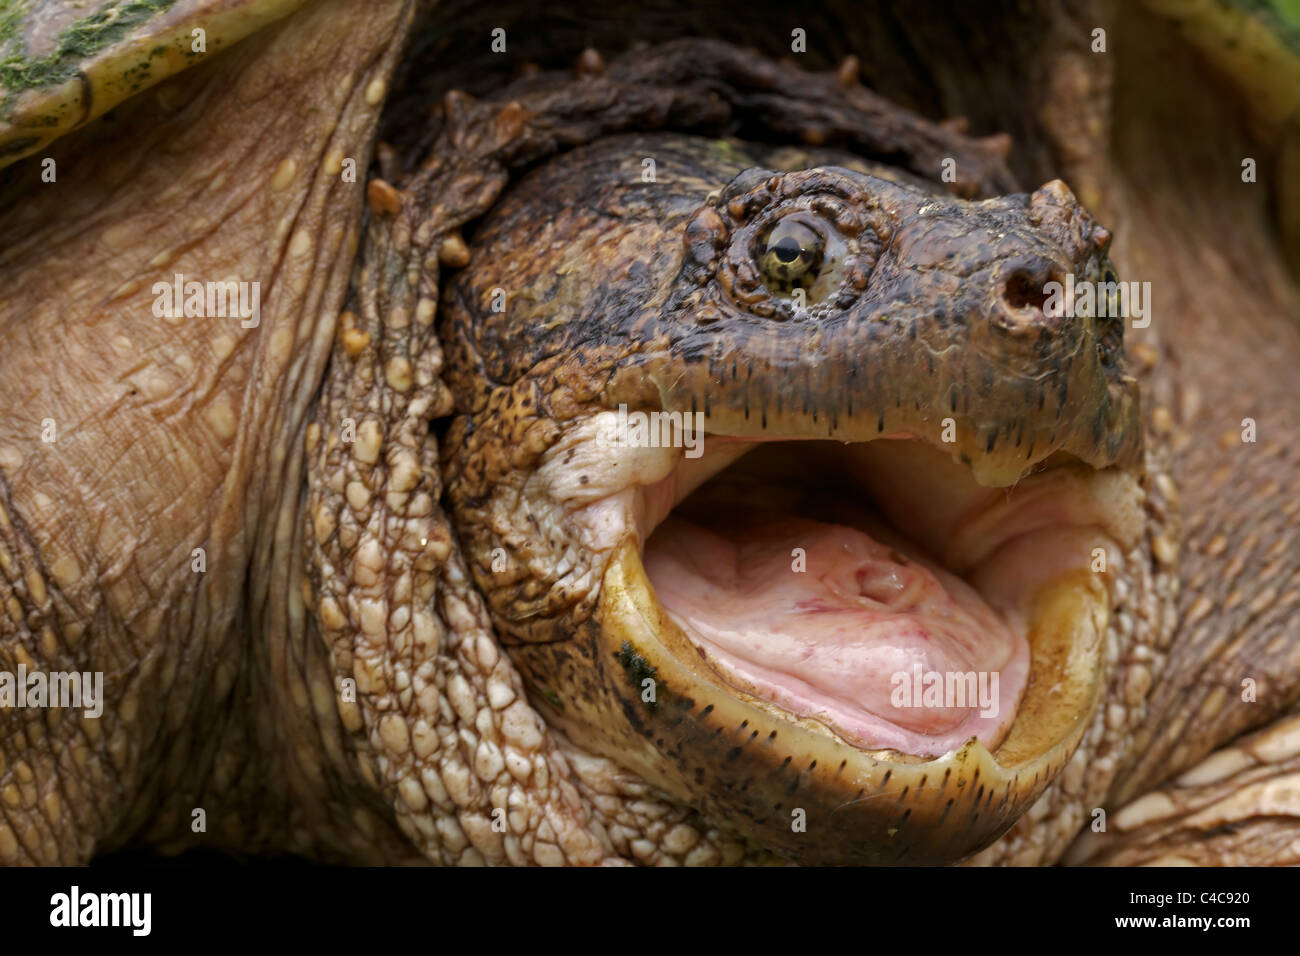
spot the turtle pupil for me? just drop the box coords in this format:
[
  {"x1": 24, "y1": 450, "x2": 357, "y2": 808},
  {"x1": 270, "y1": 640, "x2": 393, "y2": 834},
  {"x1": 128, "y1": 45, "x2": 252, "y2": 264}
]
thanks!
[
  {"x1": 758, "y1": 218, "x2": 826, "y2": 294},
  {"x1": 773, "y1": 236, "x2": 802, "y2": 263}
]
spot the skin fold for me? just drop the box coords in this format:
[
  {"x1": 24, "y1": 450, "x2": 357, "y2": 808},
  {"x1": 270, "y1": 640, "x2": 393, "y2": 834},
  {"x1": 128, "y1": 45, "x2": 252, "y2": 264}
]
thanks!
[{"x1": 0, "y1": 0, "x2": 1295, "y2": 865}]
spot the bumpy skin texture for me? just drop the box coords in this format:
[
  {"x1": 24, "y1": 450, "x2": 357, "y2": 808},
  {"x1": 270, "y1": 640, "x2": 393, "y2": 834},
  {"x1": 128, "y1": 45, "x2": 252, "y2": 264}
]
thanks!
[
  {"x1": 303, "y1": 39, "x2": 1165, "y2": 865},
  {"x1": 0, "y1": 4, "x2": 1295, "y2": 865},
  {"x1": 301, "y1": 36, "x2": 1092, "y2": 866}
]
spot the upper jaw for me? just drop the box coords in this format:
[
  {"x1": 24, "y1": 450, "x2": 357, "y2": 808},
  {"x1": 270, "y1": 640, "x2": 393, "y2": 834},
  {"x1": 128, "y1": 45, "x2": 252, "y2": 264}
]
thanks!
[
  {"x1": 624, "y1": 175, "x2": 1140, "y2": 487},
  {"x1": 603, "y1": 333, "x2": 1142, "y2": 488}
]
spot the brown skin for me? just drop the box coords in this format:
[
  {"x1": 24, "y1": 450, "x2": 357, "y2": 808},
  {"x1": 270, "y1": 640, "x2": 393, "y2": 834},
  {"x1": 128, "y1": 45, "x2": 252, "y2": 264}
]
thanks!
[
  {"x1": 0, "y1": 0, "x2": 423, "y2": 863},
  {"x1": 0, "y1": 0, "x2": 1295, "y2": 865}
]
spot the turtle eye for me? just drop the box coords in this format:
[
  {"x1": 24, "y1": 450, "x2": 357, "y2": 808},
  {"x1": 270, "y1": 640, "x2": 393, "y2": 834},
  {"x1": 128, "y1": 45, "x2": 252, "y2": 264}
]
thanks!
[{"x1": 759, "y1": 218, "x2": 824, "y2": 291}]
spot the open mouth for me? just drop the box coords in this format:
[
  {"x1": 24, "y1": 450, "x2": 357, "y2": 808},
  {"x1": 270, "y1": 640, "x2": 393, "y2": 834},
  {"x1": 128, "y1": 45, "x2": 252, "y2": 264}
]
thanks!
[
  {"x1": 625, "y1": 430, "x2": 1144, "y2": 761},
  {"x1": 491, "y1": 390, "x2": 1144, "y2": 858},
  {"x1": 642, "y1": 438, "x2": 1032, "y2": 757},
  {"x1": 507, "y1": 405, "x2": 1145, "y2": 862}
]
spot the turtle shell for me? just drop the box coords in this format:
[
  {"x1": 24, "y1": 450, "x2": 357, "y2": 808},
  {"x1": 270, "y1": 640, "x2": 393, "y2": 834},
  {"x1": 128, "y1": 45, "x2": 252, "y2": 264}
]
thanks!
[{"x1": 0, "y1": 0, "x2": 308, "y2": 168}]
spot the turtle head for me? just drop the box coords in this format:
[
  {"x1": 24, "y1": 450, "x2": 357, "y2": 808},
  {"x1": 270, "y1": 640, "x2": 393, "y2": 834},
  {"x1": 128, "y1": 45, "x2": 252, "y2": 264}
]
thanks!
[{"x1": 438, "y1": 133, "x2": 1146, "y2": 864}]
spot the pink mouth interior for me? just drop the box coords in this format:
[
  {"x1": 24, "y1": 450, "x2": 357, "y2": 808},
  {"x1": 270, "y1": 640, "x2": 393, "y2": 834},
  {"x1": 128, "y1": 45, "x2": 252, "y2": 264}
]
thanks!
[{"x1": 641, "y1": 440, "x2": 1034, "y2": 757}]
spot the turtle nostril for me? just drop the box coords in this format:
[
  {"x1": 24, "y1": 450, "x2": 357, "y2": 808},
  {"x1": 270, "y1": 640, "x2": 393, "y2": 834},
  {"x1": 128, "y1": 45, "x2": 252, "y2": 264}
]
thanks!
[{"x1": 1003, "y1": 270, "x2": 1052, "y2": 312}]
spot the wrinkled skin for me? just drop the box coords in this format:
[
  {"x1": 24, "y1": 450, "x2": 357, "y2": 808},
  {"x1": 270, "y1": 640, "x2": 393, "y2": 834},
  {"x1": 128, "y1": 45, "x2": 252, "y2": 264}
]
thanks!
[
  {"x1": 0, "y1": 0, "x2": 1297, "y2": 866},
  {"x1": 0, "y1": 0, "x2": 423, "y2": 863}
]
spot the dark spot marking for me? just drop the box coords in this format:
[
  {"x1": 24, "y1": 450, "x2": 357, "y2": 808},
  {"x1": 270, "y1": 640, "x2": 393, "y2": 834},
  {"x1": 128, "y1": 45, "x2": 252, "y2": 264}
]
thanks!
[
  {"x1": 615, "y1": 641, "x2": 658, "y2": 712},
  {"x1": 937, "y1": 798, "x2": 955, "y2": 826}
]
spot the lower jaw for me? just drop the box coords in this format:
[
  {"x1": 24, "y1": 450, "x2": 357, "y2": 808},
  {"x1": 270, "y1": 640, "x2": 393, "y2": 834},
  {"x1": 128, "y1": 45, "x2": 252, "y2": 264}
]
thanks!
[{"x1": 523, "y1": 540, "x2": 1111, "y2": 865}]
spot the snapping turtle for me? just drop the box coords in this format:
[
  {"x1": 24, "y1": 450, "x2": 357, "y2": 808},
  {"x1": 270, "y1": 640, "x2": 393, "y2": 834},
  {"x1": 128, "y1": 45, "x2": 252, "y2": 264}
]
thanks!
[{"x1": 0, "y1": 0, "x2": 1296, "y2": 866}]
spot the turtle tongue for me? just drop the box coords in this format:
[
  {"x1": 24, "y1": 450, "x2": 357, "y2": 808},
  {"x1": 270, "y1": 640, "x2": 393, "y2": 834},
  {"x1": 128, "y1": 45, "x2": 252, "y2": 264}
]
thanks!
[{"x1": 643, "y1": 503, "x2": 1030, "y2": 757}]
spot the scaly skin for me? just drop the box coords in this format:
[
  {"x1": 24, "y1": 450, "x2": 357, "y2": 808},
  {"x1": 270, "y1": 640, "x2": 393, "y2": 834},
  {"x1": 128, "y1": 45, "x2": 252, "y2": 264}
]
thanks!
[
  {"x1": 304, "y1": 41, "x2": 1161, "y2": 865},
  {"x1": 0, "y1": 2, "x2": 1294, "y2": 865}
]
